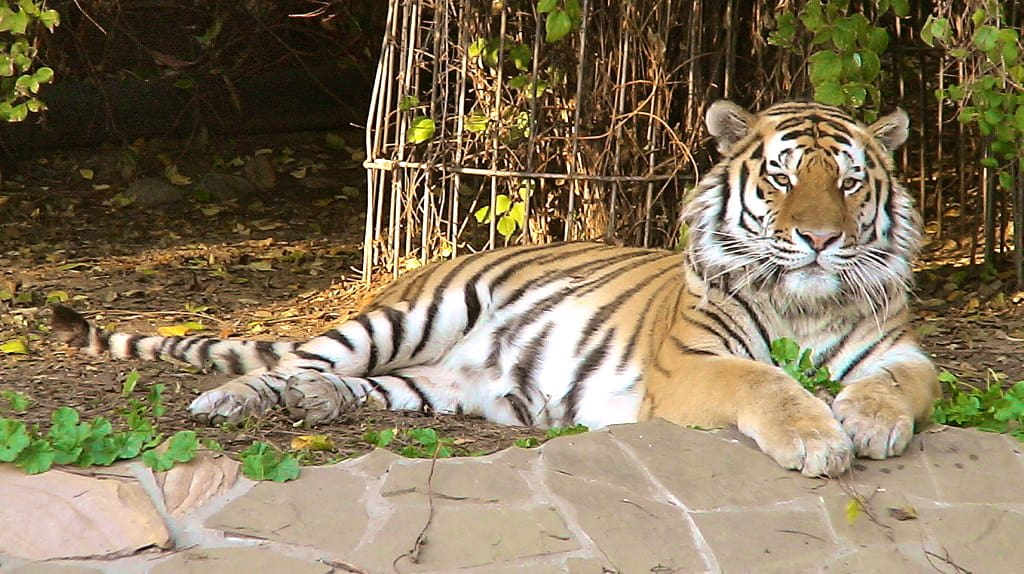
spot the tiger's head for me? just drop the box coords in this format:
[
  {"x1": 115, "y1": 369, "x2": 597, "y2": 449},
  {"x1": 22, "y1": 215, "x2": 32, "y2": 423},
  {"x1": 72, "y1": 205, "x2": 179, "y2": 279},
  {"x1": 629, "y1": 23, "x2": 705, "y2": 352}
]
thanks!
[{"x1": 684, "y1": 100, "x2": 921, "y2": 313}]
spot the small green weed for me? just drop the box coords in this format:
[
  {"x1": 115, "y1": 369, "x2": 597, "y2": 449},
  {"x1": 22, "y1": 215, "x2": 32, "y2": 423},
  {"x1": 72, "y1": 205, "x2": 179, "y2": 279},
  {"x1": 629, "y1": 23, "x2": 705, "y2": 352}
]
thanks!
[
  {"x1": 401, "y1": 428, "x2": 454, "y2": 458},
  {"x1": 770, "y1": 337, "x2": 842, "y2": 395},
  {"x1": 932, "y1": 370, "x2": 1024, "y2": 440},
  {"x1": 515, "y1": 424, "x2": 590, "y2": 448},
  {"x1": 1, "y1": 390, "x2": 29, "y2": 413},
  {"x1": 240, "y1": 441, "x2": 300, "y2": 482}
]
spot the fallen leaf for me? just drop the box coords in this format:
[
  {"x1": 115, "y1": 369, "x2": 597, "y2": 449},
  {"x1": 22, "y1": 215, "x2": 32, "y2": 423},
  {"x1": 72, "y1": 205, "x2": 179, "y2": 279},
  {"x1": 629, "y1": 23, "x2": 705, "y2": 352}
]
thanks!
[
  {"x1": 964, "y1": 298, "x2": 980, "y2": 312},
  {"x1": 79, "y1": 168, "x2": 94, "y2": 180},
  {"x1": 290, "y1": 166, "x2": 307, "y2": 179},
  {"x1": 156, "y1": 321, "x2": 202, "y2": 337},
  {"x1": 1, "y1": 338, "x2": 29, "y2": 355},
  {"x1": 249, "y1": 260, "x2": 274, "y2": 272},
  {"x1": 291, "y1": 434, "x2": 334, "y2": 451},
  {"x1": 888, "y1": 506, "x2": 918, "y2": 521},
  {"x1": 844, "y1": 498, "x2": 862, "y2": 525},
  {"x1": 201, "y1": 206, "x2": 224, "y2": 216}
]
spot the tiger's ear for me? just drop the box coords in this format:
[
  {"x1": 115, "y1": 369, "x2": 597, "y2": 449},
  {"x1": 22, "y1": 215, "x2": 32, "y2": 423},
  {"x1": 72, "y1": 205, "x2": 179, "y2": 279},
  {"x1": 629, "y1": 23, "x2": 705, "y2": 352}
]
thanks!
[
  {"x1": 706, "y1": 100, "x2": 754, "y2": 154},
  {"x1": 868, "y1": 108, "x2": 909, "y2": 152}
]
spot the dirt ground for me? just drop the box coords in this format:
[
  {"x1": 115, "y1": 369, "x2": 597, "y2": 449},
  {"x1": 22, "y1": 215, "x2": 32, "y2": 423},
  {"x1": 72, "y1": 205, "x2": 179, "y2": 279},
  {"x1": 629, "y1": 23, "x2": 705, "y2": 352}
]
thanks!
[{"x1": 2, "y1": 132, "x2": 1023, "y2": 466}]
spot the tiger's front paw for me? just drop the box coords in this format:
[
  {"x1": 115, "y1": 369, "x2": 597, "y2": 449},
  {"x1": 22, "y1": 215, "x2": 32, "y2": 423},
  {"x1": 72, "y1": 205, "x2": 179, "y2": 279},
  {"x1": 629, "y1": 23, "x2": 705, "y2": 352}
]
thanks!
[
  {"x1": 741, "y1": 395, "x2": 854, "y2": 477},
  {"x1": 282, "y1": 372, "x2": 357, "y2": 425},
  {"x1": 189, "y1": 381, "x2": 269, "y2": 425},
  {"x1": 833, "y1": 380, "x2": 914, "y2": 459}
]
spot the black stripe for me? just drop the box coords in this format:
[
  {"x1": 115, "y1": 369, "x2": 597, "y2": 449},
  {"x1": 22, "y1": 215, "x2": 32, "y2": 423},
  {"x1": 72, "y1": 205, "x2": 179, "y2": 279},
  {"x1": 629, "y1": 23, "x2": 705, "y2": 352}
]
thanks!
[
  {"x1": 355, "y1": 314, "x2": 378, "y2": 373},
  {"x1": 324, "y1": 329, "x2": 355, "y2": 350},
  {"x1": 125, "y1": 335, "x2": 142, "y2": 359},
  {"x1": 225, "y1": 348, "x2": 244, "y2": 374},
  {"x1": 679, "y1": 315, "x2": 734, "y2": 353},
  {"x1": 383, "y1": 307, "x2": 405, "y2": 363},
  {"x1": 575, "y1": 279, "x2": 651, "y2": 355},
  {"x1": 670, "y1": 335, "x2": 717, "y2": 355},
  {"x1": 395, "y1": 374, "x2": 433, "y2": 412},
  {"x1": 254, "y1": 340, "x2": 279, "y2": 366},
  {"x1": 195, "y1": 339, "x2": 216, "y2": 368},
  {"x1": 365, "y1": 377, "x2": 392, "y2": 409},
  {"x1": 565, "y1": 328, "x2": 615, "y2": 424},
  {"x1": 835, "y1": 328, "x2": 904, "y2": 381},
  {"x1": 513, "y1": 322, "x2": 553, "y2": 393},
  {"x1": 505, "y1": 393, "x2": 533, "y2": 427},
  {"x1": 291, "y1": 350, "x2": 331, "y2": 372},
  {"x1": 160, "y1": 336, "x2": 182, "y2": 358},
  {"x1": 463, "y1": 281, "x2": 482, "y2": 335},
  {"x1": 726, "y1": 291, "x2": 771, "y2": 357}
]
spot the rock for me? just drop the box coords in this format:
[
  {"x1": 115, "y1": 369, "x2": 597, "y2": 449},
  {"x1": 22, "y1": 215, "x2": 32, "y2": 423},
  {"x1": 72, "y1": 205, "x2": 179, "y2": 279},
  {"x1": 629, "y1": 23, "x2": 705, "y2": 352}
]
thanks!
[
  {"x1": 0, "y1": 466, "x2": 171, "y2": 560},
  {"x1": 124, "y1": 177, "x2": 187, "y2": 208},
  {"x1": 196, "y1": 172, "x2": 254, "y2": 201},
  {"x1": 242, "y1": 154, "x2": 276, "y2": 191},
  {"x1": 154, "y1": 451, "x2": 241, "y2": 518}
]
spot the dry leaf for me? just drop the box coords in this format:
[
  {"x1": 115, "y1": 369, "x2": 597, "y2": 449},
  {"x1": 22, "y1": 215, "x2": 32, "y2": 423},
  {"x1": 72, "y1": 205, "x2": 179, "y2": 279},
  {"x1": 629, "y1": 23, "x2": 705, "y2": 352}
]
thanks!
[
  {"x1": 291, "y1": 434, "x2": 334, "y2": 451},
  {"x1": 888, "y1": 506, "x2": 918, "y2": 521}
]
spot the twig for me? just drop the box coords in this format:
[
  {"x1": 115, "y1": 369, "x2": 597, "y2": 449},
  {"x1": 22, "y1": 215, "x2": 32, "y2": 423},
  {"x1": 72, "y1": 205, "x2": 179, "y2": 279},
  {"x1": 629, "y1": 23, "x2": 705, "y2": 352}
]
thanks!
[
  {"x1": 72, "y1": 0, "x2": 107, "y2": 34},
  {"x1": 392, "y1": 443, "x2": 442, "y2": 571}
]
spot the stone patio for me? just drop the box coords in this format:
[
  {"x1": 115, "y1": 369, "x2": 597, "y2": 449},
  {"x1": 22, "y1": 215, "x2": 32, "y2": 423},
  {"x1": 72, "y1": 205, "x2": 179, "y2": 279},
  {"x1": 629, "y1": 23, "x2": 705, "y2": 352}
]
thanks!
[{"x1": 2, "y1": 419, "x2": 1022, "y2": 573}]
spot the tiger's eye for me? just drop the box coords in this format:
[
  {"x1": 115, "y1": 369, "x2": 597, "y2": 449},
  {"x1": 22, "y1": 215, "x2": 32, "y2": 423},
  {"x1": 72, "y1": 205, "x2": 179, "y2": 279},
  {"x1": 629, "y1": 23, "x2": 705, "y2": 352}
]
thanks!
[
  {"x1": 841, "y1": 177, "x2": 860, "y2": 192},
  {"x1": 771, "y1": 174, "x2": 791, "y2": 188}
]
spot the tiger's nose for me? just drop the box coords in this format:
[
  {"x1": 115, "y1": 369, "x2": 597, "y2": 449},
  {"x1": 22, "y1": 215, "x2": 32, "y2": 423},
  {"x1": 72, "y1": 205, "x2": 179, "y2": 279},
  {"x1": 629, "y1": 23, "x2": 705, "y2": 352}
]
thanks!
[{"x1": 795, "y1": 228, "x2": 842, "y2": 252}]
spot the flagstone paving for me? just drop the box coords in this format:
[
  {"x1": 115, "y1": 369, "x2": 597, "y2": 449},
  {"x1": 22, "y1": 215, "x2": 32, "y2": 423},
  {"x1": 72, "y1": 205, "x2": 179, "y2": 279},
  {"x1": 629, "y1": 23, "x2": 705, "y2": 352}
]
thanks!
[{"x1": 2, "y1": 419, "x2": 1022, "y2": 573}]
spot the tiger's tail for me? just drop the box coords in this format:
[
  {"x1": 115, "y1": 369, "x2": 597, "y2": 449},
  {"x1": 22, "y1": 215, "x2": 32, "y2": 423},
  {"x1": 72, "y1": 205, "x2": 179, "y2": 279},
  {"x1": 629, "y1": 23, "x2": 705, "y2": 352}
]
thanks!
[{"x1": 50, "y1": 305, "x2": 297, "y2": 375}]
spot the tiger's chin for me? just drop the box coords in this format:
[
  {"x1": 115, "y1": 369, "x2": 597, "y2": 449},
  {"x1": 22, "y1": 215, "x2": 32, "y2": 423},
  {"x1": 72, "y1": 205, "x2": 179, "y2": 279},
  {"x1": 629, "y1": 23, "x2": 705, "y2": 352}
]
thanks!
[{"x1": 778, "y1": 267, "x2": 841, "y2": 301}]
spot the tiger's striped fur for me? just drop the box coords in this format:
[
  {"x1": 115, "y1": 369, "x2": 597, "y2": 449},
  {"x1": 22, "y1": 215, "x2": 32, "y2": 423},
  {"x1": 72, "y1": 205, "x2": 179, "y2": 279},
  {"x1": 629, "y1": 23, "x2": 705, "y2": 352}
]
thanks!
[{"x1": 52, "y1": 100, "x2": 939, "y2": 477}]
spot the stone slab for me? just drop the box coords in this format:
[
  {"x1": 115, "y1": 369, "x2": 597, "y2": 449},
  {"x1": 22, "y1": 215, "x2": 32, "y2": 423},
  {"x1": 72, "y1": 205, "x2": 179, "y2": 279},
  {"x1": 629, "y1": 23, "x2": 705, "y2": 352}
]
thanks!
[
  {"x1": 149, "y1": 547, "x2": 333, "y2": 574},
  {"x1": 0, "y1": 466, "x2": 170, "y2": 561}
]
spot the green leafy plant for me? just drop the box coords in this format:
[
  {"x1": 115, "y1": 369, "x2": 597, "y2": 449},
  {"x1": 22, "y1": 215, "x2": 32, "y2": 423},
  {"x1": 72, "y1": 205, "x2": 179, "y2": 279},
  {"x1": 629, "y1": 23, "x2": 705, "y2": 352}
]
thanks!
[
  {"x1": 240, "y1": 441, "x2": 300, "y2": 482},
  {"x1": 537, "y1": 0, "x2": 581, "y2": 44},
  {"x1": 515, "y1": 423, "x2": 589, "y2": 448},
  {"x1": 363, "y1": 427, "x2": 396, "y2": 448},
  {"x1": 932, "y1": 370, "x2": 1024, "y2": 439},
  {"x1": 922, "y1": 6, "x2": 1024, "y2": 201},
  {"x1": 1, "y1": 390, "x2": 29, "y2": 413},
  {"x1": 142, "y1": 430, "x2": 199, "y2": 472},
  {"x1": 770, "y1": 337, "x2": 842, "y2": 395},
  {"x1": 769, "y1": 0, "x2": 906, "y2": 117},
  {"x1": 0, "y1": 0, "x2": 59, "y2": 122},
  {"x1": 401, "y1": 427, "x2": 454, "y2": 458},
  {"x1": 474, "y1": 181, "x2": 532, "y2": 241}
]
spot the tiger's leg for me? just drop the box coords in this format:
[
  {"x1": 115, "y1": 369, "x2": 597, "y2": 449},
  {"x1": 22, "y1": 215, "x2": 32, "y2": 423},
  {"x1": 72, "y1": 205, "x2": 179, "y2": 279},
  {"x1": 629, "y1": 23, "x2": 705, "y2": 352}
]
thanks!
[
  {"x1": 831, "y1": 345, "x2": 939, "y2": 459},
  {"x1": 189, "y1": 300, "x2": 463, "y2": 424},
  {"x1": 644, "y1": 354, "x2": 854, "y2": 477}
]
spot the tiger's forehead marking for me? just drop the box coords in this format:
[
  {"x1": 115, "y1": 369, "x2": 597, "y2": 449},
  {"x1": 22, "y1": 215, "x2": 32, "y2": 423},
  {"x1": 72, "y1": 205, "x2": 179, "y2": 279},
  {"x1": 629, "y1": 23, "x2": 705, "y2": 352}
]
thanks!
[{"x1": 759, "y1": 117, "x2": 869, "y2": 174}]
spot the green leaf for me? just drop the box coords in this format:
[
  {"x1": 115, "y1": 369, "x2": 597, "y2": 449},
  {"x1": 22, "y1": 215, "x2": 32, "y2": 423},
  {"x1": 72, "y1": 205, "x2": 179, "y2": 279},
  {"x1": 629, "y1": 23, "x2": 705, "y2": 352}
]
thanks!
[
  {"x1": 465, "y1": 112, "x2": 489, "y2": 133},
  {"x1": 39, "y1": 9, "x2": 59, "y2": 31},
  {"x1": 814, "y1": 81, "x2": 846, "y2": 106},
  {"x1": 497, "y1": 215, "x2": 517, "y2": 238},
  {"x1": 831, "y1": 20, "x2": 856, "y2": 52},
  {"x1": 398, "y1": 95, "x2": 419, "y2": 111},
  {"x1": 240, "y1": 441, "x2": 299, "y2": 482},
  {"x1": 537, "y1": 0, "x2": 557, "y2": 14},
  {"x1": 474, "y1": 205, "x2": 491, "y2": 223},
  {"x1": 495, "y1": 194, "x2": 511, "y2": 216},
  {"x1": 1, "y1": 338, "x2": 29, "y2": 355},
  {"x1": 890, "y1": 0, "x2": 909, "y2": 17},
  {"x1": 363, "y1": 428, "x2": 395, "y2": 447},
  {"x1": 999, "y1": 171, "x2": 1013, "y2": 190},
  {"x1": 406, "y1": 116, "x2": 435, "y2": 144},
  {"x1": 973, "y1": 26, "x2": 999, "y2": 53},
  {"x1": 408, "y1": 427, "x2": 439, "y2": 447},
  {"x1": 844, "y1": 83, "x2": 867, "y2": 107},
  {"x1": 0, "y1": 419, "x2": 30, "y2": 462},
  {"x1": 16, "y1": 439, "x2": 55, "y2": 474},
  {"x1": 809, "y1": 51, "x2": 843, "y2": 83},
  {"x1": 1, "y1": 390, "x2": 29, "y2": 413},
  {"x1": 545, "y1": 9, "x2": 572, "y2": 43},
  {"x1": 860, "y1": 50, "x2": 881, "y2": 82},
  {"x1": 509, "y1": 44, "x2": 532, "y2": 71},
  {"x1": 122, "y1": 370, "x2": 141, "y2": 396},
  {"x1": 0, "y1": 8, "x2": 30, "y2": 35}
]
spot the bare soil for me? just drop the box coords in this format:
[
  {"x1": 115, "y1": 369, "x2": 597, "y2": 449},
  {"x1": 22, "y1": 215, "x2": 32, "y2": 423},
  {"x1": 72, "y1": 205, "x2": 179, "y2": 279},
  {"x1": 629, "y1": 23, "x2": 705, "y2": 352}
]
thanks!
[{"x1": 2, "y1": 133, "x2": 1023, "y2": 467}]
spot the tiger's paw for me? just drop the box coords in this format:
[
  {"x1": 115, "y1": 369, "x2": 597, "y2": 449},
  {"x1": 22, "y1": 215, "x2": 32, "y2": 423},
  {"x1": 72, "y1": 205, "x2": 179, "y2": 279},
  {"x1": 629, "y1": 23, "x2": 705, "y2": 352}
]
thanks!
[
  {"x1": 833, "y1": 381, "x2": 914, "y2": 460},
  {"x1": 282, "y1": 371, "x2": 357, "y2": 425},
  {"x1": 189, "y1": 381, "x2": 269, "y2": 425},
  {"x1": 741, "y1": 396, "x2": 854, "y2": 477}
]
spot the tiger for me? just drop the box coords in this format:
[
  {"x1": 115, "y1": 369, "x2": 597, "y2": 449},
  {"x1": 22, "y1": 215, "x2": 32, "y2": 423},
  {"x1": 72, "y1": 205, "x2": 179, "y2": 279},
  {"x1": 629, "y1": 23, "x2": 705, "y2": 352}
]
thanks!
[{"x1": 51, "y1": 100, "x2": 939, "y2": 477}]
